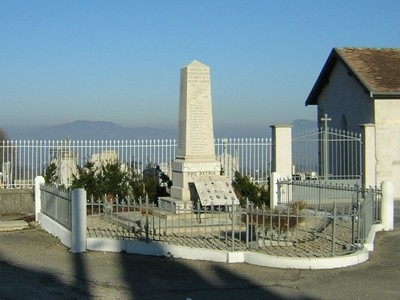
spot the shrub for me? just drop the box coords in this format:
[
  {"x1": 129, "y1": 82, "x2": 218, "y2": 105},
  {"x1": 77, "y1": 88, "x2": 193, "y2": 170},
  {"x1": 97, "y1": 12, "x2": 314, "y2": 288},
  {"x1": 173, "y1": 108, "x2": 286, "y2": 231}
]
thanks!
[
  {"x1": 232, "y1": 171, "x2": 269, "y2": 207},
  {"x1": 126, "y1": 161, "x2": 145, "y2": 201},
  {"x1": 70, "y1": 159, "x2": 171, "y2": 204},
  {"x1": 43, "y1": 161, "x2": 59, "y2": 186},
  {"x1": 71, "y1": 161, "x2": 102, "y2": 199},
  {"x1": 143, "y1": 162, "x2": 172, "y2": 203},
  {"x1": 245, "y1": 200, "x2": 308, "y2": 234}
]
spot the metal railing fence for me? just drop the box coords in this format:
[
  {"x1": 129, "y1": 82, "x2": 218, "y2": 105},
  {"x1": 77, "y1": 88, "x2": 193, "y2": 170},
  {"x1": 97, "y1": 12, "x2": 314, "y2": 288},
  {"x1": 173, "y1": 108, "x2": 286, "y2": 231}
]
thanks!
[
  {"x1": 292, "y1": 127, "x2": 362, "y2": 181},
  {"x1": 278, "y1": 179, "x2": 361, "y2": 210},
  {"x1": 1, "y1": 138, "x2": 272, "y2": 189},
  {"x1": 85, "y1": 192, "x2": 372, "y2": 257},
  {"x1": 277, "y1": 179, "x2": 381, "y2": 221},
  {"x1": 37, "y1": 181, "x2": 379, "y2": 257},
  {"x1": 244, "y1": 201, "x2": 358, "y2": 257},
  {"x1": 276, "y1": 179, "x2": 381, "y2": 245},
  {"x1": 40, "y1": 184, "x2": 71, "y2": 229}
]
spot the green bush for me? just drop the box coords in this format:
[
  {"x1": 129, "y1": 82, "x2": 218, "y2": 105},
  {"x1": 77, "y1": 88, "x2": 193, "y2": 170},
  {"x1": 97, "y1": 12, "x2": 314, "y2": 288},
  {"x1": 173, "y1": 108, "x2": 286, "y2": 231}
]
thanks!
[
  {"x1": 143, "y1": 162, "x2": 172, "y2": 203},
  {"x1": 43, "y1": 161, "x2": 59, "y2": 186},
  {"x1": 232, "y1": 171, "x2": 269, "y2": 207},
  {"x1": 70, "y1": 159, "x2": 171, "y2": 204},
  {"x1": 126, "y1": 161, "x2": 146, "y2": 201},
  {"x1": 71, "y1": 161, "x2": 103, "y2": 200}
]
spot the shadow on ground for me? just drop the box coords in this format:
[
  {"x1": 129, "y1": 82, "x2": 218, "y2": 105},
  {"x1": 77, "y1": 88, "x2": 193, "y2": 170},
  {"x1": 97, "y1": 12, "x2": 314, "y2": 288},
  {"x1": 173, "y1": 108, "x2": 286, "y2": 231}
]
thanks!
[
  {"x1": 1, "y1": 201, "x2": 399, "y2": 299},
  {"x1": 0, "y1": 235, "x2": 315, "y2": 299}
]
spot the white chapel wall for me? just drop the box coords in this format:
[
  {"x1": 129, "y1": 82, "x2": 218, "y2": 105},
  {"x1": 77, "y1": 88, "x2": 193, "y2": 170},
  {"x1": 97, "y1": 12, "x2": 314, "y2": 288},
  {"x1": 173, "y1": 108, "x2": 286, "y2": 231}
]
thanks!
[
  {"x1": 316, "y1": 62, "x2": 374, "y2": 132},
  {"x1": 374, "y1": 100, "x2": 400, "y2": 199}
]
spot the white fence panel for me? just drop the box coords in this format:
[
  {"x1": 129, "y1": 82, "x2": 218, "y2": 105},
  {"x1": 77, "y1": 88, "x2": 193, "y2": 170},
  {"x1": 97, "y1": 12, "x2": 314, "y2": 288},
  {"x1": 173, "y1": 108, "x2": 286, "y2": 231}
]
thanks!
[
  {"x1": 1, "y1": 138, "x2": 272, "y2": 189},
  {"x1": 292, "y1": 127, "x2": 362, "y2": 181}
]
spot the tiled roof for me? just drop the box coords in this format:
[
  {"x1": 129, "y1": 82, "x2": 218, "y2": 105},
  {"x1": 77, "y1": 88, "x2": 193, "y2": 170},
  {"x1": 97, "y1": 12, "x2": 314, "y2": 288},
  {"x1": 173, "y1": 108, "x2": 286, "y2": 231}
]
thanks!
[
  {"x1": 336, "y1": 47, "x2": 400, "y2": 93},
  {"x1": 306, "y1": 47, "x2": 400, "y2": 105}
]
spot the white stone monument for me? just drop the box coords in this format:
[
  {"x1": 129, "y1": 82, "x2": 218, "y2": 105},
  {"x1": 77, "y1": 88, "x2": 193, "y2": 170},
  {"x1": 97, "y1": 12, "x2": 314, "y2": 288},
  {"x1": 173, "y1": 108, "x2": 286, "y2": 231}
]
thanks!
[{"x1": 159, "y1": 60, "x2": 238, "y2": 212}]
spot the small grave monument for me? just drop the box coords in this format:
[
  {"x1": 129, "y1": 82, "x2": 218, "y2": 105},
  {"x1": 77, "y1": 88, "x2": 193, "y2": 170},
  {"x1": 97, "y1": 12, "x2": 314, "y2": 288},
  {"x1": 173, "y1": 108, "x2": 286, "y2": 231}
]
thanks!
[{"x1": 159, "y1": 60, "x2": 239, "y2": 212}]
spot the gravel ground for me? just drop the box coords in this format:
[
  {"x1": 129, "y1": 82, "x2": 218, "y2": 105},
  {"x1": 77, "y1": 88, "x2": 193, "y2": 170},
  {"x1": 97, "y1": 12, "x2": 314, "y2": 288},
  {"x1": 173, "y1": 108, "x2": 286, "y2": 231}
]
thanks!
[
  {"x1": 87, "y1": 210, "x2": 352, "y2": 257},
  {"x1": 0, "y1": 201, "x2": 399, "y2": 299},
  {"x1": 0, "y1": 226, "x2": 399, "y2": 299}
]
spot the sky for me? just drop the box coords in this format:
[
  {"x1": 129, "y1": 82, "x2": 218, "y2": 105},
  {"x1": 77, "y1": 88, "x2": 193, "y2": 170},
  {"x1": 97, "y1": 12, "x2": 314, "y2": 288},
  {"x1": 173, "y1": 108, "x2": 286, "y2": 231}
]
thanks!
[{"x1": 1, "y1": 1, "x2": 400, "y2": 133}]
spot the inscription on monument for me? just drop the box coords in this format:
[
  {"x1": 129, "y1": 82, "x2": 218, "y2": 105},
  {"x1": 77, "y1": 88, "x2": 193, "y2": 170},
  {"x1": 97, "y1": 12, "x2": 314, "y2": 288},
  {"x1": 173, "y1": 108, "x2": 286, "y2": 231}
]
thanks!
[
  {"x1": 188, "y1": 66, "x2": 211, "y2": 156},
  {"x1": 162, "y1": 60, "x2": 238, "y2": 208},
  {"x1": 178, "y1": 61, "x2": 214, "y2": 157}
]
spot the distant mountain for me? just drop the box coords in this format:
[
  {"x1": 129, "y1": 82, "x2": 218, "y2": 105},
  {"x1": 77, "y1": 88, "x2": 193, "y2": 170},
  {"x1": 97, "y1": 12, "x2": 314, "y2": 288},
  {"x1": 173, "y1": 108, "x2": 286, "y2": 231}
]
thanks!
[
  {"x1": 3, "y1": 119, "x2": 317, "y2": 140},
  {"x1": 213, "y1": 120, "x2": 317, "y2": 139},
  {"x1": 4, "y1": 120, "x2": 178, "y2": 141},
  {"x1": 291, "y1": 119, "x2": 318, "y2": 134}
]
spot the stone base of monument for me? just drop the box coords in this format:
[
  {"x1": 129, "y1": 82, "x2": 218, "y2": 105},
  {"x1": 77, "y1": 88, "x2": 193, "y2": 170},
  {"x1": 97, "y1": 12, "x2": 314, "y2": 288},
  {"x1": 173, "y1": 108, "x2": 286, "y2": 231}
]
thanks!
[{"x1": 158, "y1": 197, "x2": 193, "y2": 214}]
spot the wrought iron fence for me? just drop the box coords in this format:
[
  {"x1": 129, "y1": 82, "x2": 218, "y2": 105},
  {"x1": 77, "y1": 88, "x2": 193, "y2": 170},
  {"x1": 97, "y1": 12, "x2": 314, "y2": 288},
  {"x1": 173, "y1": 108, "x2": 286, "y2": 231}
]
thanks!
[
  {"x1": 245, "y1": 201, "x2": 358, "y2": 257},
  {"x1": 292, "y1": 127, "x2": 362, "y2": 181},
  {"x1": 38, "y1": 180, "x2": 379, "y2": 257},
  {"x1": 276, "y1": 179, "x2": 381, "y2": 245},
  {"x1": 85, "y1": 189, "x2": 374, "y2": 257},
  {"x1": 277, "y1": 179, "x2": 381, "y2": 220},
  {"x1": 1, "y1": 138, "x2": 272, "y2": 189},
  {"x1": 40, "y1": 184, "x2": 71, "y2": 229}
]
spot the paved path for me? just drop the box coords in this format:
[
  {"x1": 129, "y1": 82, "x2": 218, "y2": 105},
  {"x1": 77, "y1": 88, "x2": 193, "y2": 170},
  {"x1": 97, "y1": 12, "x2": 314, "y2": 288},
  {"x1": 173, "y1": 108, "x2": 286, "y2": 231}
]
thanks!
[{"x1": 0, "y1": 202, "x2": 399, "y2": 299}]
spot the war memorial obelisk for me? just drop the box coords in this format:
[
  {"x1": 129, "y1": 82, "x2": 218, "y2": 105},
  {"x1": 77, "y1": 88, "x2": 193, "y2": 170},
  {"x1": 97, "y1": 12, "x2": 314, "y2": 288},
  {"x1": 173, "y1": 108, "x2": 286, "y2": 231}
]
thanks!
[{"x1": 159, "y1": 60, "x2": 238, "y2": 212}]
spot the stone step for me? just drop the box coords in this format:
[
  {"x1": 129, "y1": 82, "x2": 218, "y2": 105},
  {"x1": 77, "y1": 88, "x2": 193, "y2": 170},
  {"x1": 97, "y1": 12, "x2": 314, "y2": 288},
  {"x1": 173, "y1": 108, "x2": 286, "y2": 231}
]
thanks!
[{"x1": 0, "y1": 220, "x2": 29, "y2": 232}]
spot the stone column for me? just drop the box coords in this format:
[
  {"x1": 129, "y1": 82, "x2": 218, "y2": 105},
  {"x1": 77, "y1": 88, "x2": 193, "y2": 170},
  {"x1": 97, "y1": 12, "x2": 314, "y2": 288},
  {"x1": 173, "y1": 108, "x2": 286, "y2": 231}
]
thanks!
[
  {"x1": 34, "y1": 176, "x2": 45, "y2": 221},
  {"x1": 270, "y1": 125, "x2": 293, "y2": 179},
  {"x1": 360, "y1": 123, "x2": 376, "y2": 188}
]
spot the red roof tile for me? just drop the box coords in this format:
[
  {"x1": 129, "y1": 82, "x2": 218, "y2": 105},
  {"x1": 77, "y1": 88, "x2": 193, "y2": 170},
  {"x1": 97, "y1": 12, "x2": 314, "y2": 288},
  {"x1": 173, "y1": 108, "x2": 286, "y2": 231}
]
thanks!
[
  {"x1": 306, "y1": 47, "x2": 400, "y2": 106},
  {"x1": 337, "y1": 47, "x2": 400, "y2": 93}
]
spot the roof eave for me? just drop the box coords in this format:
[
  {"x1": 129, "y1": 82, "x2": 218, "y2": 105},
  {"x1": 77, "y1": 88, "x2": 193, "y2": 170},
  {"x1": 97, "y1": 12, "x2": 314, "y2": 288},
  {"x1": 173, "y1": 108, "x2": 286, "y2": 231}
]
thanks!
[
  {"x1": 335, "y1": 48, "x2": 374, "y2": 94},
  {"x1": 372, "y1": 92, "x2": 400, "y2": 99},
  {"x1": 306, "y1": 47, "x2": 375, "y2": 106},
  {"x1": 305, "y1": 49, "x2": 338, "y2": 106}
]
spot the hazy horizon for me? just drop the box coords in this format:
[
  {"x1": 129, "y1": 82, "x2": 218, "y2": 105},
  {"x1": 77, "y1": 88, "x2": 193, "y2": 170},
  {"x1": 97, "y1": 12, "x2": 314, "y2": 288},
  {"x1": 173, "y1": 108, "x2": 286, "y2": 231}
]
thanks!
[
  {"x1": 1, "y1": 1, "x2": 398, "y2": 129},
  {"x1": 1, "y1": 118, "x2": 317, "y2": 140}
]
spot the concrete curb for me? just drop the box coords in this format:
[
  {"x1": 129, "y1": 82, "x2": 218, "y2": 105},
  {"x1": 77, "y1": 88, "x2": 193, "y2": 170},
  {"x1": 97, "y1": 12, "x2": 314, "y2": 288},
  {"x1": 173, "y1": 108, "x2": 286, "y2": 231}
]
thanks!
[
  {"x1": 38, "y1": 212, "x2": 374, "y2": 270},
  {"x1": 364, "y1": 223, "x2": 384, "y2": 251},
  {"x1": 87, "y1": 237, "x2": 369, "y2": 270},
  {"x1": 0, "y1": 220, "x2": 29, "y2": 232},
  {"x1": 243, "y1": 248, "x2": 369, "y2": 269}
]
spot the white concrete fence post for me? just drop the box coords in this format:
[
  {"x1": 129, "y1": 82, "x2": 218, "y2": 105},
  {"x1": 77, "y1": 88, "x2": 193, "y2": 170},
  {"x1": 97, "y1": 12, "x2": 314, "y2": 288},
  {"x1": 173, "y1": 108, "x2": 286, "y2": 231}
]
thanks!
[
  {"x1": 361, "y1": 123, "x2": 377, "y2": 189},
  {"x1": 270, "y1": 172, "x2": 280, "y2": 208},
  {"x1": 71, "y1": 188, "x2": 87, "y2": 253},
  {"x1": 381, "y1": 181, "x2": 394, "y2": 231},
  {"x1": 270, "y1": 125, "x2": 293, "y2": 179},
  {"x1": 270, "y1": 125, "x2": 293, "y2": 208},
  {"x1": 34, "y1": 176, "x2": 45, "y2": 221}
]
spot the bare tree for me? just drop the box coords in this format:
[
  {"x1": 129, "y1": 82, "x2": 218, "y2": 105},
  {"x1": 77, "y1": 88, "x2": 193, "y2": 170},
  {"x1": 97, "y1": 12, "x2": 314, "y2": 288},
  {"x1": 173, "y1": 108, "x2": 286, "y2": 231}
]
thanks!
[
  {"x1": 0, "y1": 128, "x2": 8, "y2": 141},
  {"x1": 0, "y1": 129, "x2": 10, "y2": 187}
]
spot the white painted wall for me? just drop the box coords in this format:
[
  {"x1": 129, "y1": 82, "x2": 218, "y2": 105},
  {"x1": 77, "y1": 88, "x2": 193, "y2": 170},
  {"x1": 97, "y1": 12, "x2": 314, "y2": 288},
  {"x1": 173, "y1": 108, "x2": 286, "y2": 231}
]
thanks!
[
  {"x1": 317, "y1": 62, "x2": 374, "y2": 132},
  {"x1": 315, "y1": 61, "x2": 400, "y2": 198},
  {"x1": 375, "y1": 100, "x2": 400, "y2": 198}
]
